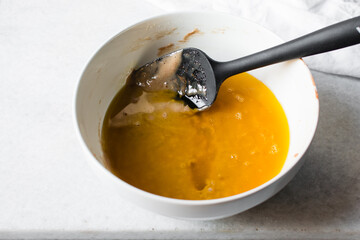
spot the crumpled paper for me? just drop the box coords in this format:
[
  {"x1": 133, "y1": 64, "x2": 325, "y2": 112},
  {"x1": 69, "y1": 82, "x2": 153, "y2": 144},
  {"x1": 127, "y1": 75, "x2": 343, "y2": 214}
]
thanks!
[{"x1": 146, "y1": 0, "x2": 360, "y2": 78}]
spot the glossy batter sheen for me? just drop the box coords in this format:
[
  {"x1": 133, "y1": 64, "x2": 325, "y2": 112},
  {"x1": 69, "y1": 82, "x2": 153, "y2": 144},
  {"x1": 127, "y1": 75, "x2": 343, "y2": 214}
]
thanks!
[{"x1": 102, "y1": 73, "x2": 289, "y2": 200}]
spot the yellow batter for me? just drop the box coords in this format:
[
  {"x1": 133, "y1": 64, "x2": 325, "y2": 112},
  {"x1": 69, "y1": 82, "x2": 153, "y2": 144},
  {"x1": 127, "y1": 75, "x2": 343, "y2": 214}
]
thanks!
[{"x1": 102, "y1": 73, "x2": 289, "y2": 200}]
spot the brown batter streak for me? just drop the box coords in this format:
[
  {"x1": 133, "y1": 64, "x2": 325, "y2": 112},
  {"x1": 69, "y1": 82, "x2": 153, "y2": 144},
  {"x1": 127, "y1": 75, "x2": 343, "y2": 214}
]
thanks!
[
  {"x1": 179, "y1": 28, "x2": 201, "y2": 43},
  {"x1": 211, "y1": 28, "x2": 226, "y2": 34},
  {"x1": 157, "y1": 43, "x2": 175, "y2": 56},
  {"x1": 155, "y1": 28, "x2": 177, "y2": 40}
]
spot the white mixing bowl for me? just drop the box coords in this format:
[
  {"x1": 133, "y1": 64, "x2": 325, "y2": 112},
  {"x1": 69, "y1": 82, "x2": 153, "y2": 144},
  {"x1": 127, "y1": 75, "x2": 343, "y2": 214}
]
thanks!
[{"x1": 74, "y1": 12, "x2": 319, "y2": 220}]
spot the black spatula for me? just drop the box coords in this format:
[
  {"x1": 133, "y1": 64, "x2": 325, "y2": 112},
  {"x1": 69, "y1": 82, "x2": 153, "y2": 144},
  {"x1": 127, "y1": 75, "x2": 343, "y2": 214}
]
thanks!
[{"x1": 133, "y1": 16, "x2": 360, "y2": 110}]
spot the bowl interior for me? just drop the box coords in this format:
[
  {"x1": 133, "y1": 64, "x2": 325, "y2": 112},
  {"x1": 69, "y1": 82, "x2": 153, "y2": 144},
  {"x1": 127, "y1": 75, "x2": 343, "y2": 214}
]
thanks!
[{"x1": 75, "y1": 12, "x2": 319, "y2": 197}]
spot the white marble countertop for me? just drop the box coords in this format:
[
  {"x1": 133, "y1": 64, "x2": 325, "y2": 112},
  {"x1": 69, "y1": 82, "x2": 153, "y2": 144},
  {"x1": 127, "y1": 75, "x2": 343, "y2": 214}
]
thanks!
[{"x1": 1, "y1": 1, "x2": 360, "y2": 239}]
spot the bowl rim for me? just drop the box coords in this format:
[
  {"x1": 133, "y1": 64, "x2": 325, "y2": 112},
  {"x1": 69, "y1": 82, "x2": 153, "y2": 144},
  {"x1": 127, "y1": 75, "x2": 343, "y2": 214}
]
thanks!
[{"x1": 73, "y1": 11, "x2": 319, "y2": 206}]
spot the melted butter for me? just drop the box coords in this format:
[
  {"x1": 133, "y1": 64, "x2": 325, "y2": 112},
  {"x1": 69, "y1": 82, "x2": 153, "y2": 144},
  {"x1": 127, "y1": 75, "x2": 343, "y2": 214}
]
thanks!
[{"x1": 102, "y1": 73, "x2": 290, "y2": 200}]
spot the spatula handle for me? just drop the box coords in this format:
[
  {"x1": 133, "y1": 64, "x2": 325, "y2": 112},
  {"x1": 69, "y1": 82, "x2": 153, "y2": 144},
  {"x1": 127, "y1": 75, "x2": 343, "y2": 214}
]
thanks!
[{"x1": 214, "y1": 16, "x2": 360, "y2": 82}]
